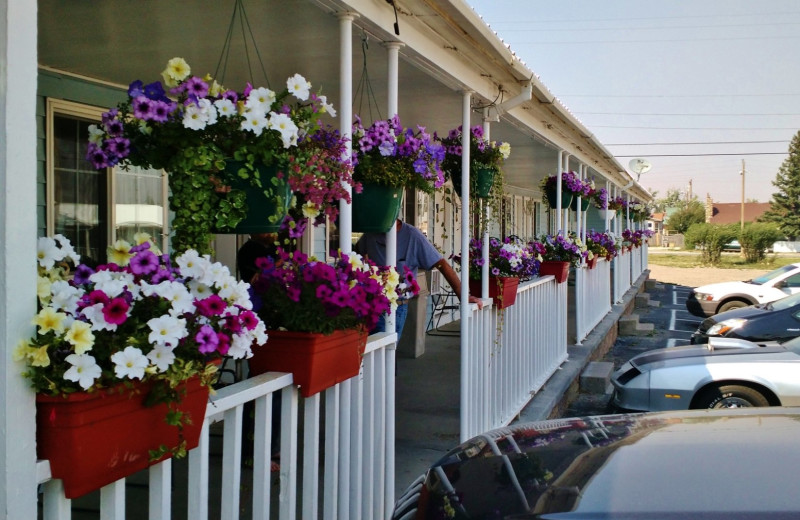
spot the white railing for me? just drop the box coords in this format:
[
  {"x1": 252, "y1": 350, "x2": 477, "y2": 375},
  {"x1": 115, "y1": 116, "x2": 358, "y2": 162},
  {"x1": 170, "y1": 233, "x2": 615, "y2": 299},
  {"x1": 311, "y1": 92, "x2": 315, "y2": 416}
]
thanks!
[
  {"x1": 37, "y1": 334, "x2": 397, "y2": 520},
  {"x1": 631, "y1": 246, "x2": 644, "y2": 280},
  {"x1": 575, "y1": 259, "x2": 612, "y2": 342},
  {"x1": 614, "y1": 251, "x2": 632, "y2": 303},
  {"x1": 461, "y1": 276, "x2": 568, "y2": 440}
]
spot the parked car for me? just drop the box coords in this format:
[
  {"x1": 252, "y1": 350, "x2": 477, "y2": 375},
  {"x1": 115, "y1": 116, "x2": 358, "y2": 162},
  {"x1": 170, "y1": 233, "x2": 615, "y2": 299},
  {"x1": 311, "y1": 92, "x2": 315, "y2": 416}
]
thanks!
[
  {"x1": 611, "y1": 335, "x2": 800, "y2": 412},
  {"x1": 685, "y1": 262, "x2": 800, "y2": 318},
  {"x1": 392, "y1": 407, "x2": 800, "y2": 519},
  {"x1": 691, "y1": 291, "x2": 800, "y2": 345},
  {"x1": 723, "y1": 239, "x2": 742, "y2": 252}
]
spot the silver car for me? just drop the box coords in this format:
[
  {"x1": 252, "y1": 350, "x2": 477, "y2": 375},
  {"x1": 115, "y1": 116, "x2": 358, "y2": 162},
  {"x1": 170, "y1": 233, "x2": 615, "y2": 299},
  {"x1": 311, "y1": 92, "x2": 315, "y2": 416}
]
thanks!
[{"x1": 612, "y1": 336, "x2": 800, "y2": 411}]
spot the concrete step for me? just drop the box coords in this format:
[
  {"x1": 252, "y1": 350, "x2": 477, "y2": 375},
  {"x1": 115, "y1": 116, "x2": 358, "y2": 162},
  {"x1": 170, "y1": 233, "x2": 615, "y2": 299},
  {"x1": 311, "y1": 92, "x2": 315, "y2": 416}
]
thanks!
[
  {"x1": 644, "y1": 279, "x2": 658, "y2": 291},
  {"x1": 618, "y1": 314, "x2": 655, "y2": 336},
  {"x1": 634, "y1": 293, "x2": 661, "y2": 309},
  {"x1": 580, "y1": 361, "x2": 614, "y2": 394}
]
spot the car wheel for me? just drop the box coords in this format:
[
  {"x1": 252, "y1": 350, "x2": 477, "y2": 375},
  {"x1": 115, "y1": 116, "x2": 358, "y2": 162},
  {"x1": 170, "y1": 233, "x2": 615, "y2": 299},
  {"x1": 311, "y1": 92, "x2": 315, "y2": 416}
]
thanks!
[
  {"x1": 695, "y1": 385, "x2": 770, "y2": 409},
  {"x1": 717, "y1": 300, "x2": 749, "y2": 313}
]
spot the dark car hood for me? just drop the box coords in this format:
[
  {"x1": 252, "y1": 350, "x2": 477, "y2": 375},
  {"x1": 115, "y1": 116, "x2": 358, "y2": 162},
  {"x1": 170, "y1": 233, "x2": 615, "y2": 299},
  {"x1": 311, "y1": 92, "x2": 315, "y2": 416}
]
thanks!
[
  {"x1": 404, "y1": 408, "x2": 800, "y2": 519},
  {"x1": 700, "y1": 303, "x2": 770, "y2": 329}
]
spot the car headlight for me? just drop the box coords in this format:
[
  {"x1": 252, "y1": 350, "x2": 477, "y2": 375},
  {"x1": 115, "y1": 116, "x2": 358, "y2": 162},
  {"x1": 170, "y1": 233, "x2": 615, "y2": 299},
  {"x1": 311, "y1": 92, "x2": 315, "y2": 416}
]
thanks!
[
  {"x1": 707, "y1": 318, "x2": 747, "y2": 336},
  {"x1": 694, "y1": 292, "x2": 713, "y2": 302}
]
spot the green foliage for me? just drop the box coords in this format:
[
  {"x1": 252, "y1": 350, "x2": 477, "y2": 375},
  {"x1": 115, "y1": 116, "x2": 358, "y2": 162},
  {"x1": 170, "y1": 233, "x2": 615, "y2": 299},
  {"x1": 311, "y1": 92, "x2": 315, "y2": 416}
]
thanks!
[
  {"x1": 740, "y1": 222, "x2": 784, "y2": 262},
  {"x1": 685, "y1": 223, "x2": 738, "y2": 264},
  {"x1": 665, "y1": 200, "x2": 705, "y2": 233},
  {"x1": 760, "y1": 130, "x2": 800, "y2": 240}
]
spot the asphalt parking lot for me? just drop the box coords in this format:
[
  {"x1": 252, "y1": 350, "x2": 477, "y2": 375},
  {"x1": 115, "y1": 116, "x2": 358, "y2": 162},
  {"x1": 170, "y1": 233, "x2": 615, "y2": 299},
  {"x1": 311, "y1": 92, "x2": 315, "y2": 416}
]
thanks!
[{"x1": 563, "y1": 279, "x2": 703, "y2": 417}]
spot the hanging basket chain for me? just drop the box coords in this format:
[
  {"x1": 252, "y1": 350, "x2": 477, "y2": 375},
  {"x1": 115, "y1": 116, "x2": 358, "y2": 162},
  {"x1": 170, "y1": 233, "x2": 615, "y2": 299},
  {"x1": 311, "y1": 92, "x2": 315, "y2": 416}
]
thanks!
[
  {"x1": 214, "y1": 0, "x2": 270, "y2": 89},
  {"x1": 353, "y1": 32, "x2": 382, "y2": 123}
]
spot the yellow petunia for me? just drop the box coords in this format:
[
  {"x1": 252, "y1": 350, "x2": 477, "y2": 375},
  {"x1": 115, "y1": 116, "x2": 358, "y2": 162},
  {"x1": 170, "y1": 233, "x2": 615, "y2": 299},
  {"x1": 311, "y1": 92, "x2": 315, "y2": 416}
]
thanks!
[
  {"x1": 30, "y1": 345, "x2": 51, "y2": 368},
  {"x1": 37, "y1": 276, "x2": 52, "y2": 301},
  {"x1": 107, "y1": 239, "x2": 133, "y2": 266},
  {"x1": 65, "y1": 321, "x2": 95, "y2": 355},
  {"x1": 161, "y1": 57, "x2": 191, "y2": 88},
  {"x1": 12, "y1": 339, "x2": 31, "y2": 362},
  {"x1": 33, "y1": 307, "x2": 67, "y2": 335}
]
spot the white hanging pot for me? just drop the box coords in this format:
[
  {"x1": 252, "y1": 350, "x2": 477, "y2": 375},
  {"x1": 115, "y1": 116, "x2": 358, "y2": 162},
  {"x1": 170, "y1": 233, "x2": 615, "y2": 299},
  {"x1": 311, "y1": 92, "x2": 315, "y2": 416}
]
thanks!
[{"x1": 597, "y1": 209, "x2": 616, "y2": 220}]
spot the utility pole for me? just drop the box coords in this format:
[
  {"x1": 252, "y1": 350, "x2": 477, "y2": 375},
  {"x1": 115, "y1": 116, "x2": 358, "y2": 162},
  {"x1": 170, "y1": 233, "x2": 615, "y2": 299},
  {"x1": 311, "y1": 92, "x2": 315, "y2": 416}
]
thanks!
[{"x1": 741, "y1": 159, "x2": 745, "y2": 231}]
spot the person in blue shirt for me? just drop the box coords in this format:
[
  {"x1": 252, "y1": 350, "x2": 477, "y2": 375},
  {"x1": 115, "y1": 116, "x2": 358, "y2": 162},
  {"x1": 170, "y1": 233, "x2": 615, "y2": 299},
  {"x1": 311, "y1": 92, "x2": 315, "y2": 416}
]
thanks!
[{"x1": 355, "y1": 219, "x2": 482, "y2": 336}]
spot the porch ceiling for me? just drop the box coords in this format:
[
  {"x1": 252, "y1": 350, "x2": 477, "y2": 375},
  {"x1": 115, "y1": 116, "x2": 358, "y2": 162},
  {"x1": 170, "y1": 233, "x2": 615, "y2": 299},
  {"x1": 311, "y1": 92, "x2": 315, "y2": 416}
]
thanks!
[{"x1": 38, "y1": 0, "x2": 648, "y2": 200}]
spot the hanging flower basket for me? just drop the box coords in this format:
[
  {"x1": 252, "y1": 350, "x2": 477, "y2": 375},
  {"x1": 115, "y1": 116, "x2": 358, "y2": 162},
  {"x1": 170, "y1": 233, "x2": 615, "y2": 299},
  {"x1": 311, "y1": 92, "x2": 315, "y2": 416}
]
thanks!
[
  {"x1": 544, "y1": 185, "x2": 573, "y2": 210},
  {"x1": 451, "y1": 165, "x2": 496, "y2": 199},
  {"x1": 351, "y1": 182, "x2": 404, "y2": 233},
  {"x1": 213, "y1": 160, "x2": 291, "y2": 234},
  {"x1": 36, "y1": 376, "x2": 210, "y2": 499},
  {"x1": 570, "y1": 196, "x2": 590, "y2": 212},
  {"x1": 469, "y1": 276, "x2": 520, "y2": 310},
  {"x1": 539, "y1": 260, "x2": 570, "y2": 283},
  {"x1": 247, "y1": 328, "x2": 368, "y2": 398},
  {"x1": 597, "y1": 209, "x2": 616, "y2": 220}
]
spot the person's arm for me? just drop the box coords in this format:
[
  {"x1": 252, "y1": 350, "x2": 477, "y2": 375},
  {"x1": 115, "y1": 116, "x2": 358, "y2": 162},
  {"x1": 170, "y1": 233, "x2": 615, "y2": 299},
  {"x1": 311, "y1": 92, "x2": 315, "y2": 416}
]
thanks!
[{"x1": 431, "y1": 258, "x2": 483, "y2": 309}]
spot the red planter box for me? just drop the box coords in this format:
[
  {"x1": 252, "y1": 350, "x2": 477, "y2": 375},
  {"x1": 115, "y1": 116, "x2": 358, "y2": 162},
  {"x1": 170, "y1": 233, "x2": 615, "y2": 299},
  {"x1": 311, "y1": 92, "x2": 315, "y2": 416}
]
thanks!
[
  {"x1": 36, "y1": 377, "x2": 209, "y2": 499},
  {"x1": 587, "y1": 256, "x2": 598, "y2": 269},
  {"x1": 539, "y1": 261, "x2": 570, "y2": 283},
  {"x1": 469, "y1": 276, "x2": 520, "y2": 309},
  {"x1": 249, "y1": 328, "x2": 368, "y2": 397}
]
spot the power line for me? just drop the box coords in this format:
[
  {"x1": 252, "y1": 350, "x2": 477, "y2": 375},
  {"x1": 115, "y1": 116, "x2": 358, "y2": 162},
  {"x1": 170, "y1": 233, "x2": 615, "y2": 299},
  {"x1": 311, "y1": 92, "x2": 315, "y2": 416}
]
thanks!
[
  {"x1": 591, "y1": 125, "x2": 799, "y2": 130},
  {"x1": 614, "y1": 152, "x2": 789, "y2": 157},
  {"x1": 577, "y1": 112, "x2": 800, "y2": 117},
  {"x1": 483, "y1": 11, "x2": 800, "y2": 25},
  {"x1": 559, "y1": 93, "x2": 800, "y2": 98},
  {"x1": 513, "y1": 35, "x2": 800, "y2": 45},
  {"x1": 605, "y1": 140, "x2": 790, "y2": 146}
]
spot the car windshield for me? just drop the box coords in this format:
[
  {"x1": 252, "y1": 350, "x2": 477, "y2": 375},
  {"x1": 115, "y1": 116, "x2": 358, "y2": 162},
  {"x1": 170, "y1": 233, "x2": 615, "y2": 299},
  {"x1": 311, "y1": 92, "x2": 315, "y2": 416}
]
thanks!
[
  {"x1": 769, "y1": 292, "x2": 800, "y2": 311},
  {"x1": 748, "y1": 264, "x2": 799, "y2": 285}
]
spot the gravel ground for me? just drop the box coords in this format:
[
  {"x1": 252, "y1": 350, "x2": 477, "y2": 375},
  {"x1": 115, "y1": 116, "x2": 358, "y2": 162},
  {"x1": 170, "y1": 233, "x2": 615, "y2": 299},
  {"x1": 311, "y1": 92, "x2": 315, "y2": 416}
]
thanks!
[{"x1": 646, "y1": 263, "x2": 770, "y2": 287}]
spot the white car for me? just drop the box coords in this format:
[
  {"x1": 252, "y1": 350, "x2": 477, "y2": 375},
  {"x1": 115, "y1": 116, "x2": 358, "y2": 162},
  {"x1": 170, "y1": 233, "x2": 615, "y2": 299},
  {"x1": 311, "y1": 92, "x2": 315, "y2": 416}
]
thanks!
[{"x1": 686, "y1": 263, "x2": 800, "y2": 318}]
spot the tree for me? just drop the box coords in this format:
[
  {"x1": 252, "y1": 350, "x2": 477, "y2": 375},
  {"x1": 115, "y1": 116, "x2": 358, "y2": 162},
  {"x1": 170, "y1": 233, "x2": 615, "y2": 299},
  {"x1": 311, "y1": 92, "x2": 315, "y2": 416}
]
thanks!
[
  {"x1": 665, "y1": 200, "x2": 705, "y2": 233},
  {"x1": 760, "y1": 130, "x2": 800, "y2": 240}
]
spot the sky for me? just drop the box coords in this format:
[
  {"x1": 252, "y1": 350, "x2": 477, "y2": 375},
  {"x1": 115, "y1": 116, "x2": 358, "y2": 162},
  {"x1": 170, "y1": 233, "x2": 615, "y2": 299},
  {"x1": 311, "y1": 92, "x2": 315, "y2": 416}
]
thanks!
[{"x1": 467, "y1": 0, "x2": 800, "y2": 203}]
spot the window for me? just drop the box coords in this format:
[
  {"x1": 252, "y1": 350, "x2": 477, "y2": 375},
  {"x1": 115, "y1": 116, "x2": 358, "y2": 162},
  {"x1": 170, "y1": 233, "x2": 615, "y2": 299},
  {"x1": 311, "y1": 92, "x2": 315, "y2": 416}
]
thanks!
[{"x1": 47, "y1": 99, "x2": 167, "y2": 264}]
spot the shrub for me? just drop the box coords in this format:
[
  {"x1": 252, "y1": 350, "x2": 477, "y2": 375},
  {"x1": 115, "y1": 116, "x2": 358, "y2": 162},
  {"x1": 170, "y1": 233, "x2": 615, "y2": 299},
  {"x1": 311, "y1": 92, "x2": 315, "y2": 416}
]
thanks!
[
  {"x1": 685, "y1": 223, "x2": 738, "y2": 264},
  {"x1": 740, "y1": 223, "x2": 784, "y2": 262}
]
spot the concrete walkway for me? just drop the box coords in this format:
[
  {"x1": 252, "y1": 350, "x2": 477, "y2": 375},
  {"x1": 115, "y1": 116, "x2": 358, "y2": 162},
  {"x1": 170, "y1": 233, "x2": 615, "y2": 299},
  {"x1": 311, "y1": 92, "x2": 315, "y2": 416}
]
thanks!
[{"x1": 394, "y1": 270, "x2": 648, "y2": 496}]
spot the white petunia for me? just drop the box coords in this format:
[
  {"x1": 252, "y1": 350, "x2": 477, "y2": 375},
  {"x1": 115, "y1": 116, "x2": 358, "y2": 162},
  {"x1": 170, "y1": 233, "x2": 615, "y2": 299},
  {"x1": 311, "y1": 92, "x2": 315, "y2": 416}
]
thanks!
[
  {"x1": 286, "y1": 73, "x2": 311, "y2": 101},
  {"x1": 214, "y1": 98, "x2": 236, "y2": 117},
  {"x1": 241, "y1": 110, "x2": 268, "y2": 136},
  {"x1": 182, "y1": 104, "x2": 208, "y2": 131},
  {"x1": 317, "y1": 95, "x2": 336, "y2": 117},
  {"x1": 245, "y1": 87, "x2": 276, "y2": 112},
  {"x1": 37, "y1": 237, "x2": 63, "y2": 270},
  {"x1": 147, "y1": 315, "x2": 188, "y2": 347},
  {"x1": 88, "y1": 270, "x2": 130, "y2": 298},
  {"x1": 268, "y1": 112, "x2": 299, "y2": 148},
  {"x1": 55, "y1": 234, "x2": 80, "y2": 265},
  {"x1": 197, "y1": 98, "x2": 218, "y2": 126},
  {"x1": 187, "y1": 279, "x2": 213, "y2": 300},
  {"x1": 148, "y1": 280, "x2": 195, "y2": 316},
  {"x1": 63, "y1": 353, "x2": 102, "y2": 390},
  {"x1": 88, "y1": 124, "x2": 105, "y2": 145},
  {"x1": 176, "y1": 249, "x2": 208, "y2": 279},
  {"x1": 50, "y1": 280, "x2": 83, "y2": 315},
  {"x1": 81, "y1": 303, "x2": 117, "y2": 332},
  {"x1": 147, "y1": 345, "x2": 176, "y2": 372},
  {"x1": 110, "y1": 346, "x2": 148, "y2": 380},
  {"x1": 227, "y1": 332, "x2": 255, "y2": 360},
  {"x1": 220, "y1": 279, "x2": 253, "y2": 308}
]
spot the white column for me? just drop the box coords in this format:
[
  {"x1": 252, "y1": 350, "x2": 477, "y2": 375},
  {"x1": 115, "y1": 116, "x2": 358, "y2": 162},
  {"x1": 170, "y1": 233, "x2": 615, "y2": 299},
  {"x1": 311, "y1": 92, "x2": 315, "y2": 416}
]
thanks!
[
  {"x1": 337, "y1": 13, "x2": 357, "y2": 520},
  {"x1": 459, "y1": 91, "x2": 472, "y2": 442},
  {"x1": 338, "y1": 12, "x2": 358, "y2": 253},
  {"x1": 384, "y1": 41, "x2": 402, "y2": 333},
  {"x1": 0, "y1": 0, "x2": 38, "y2": 517},
  {"x1": 481, "y1": 113, "x2": 490, "y2": 299}
]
